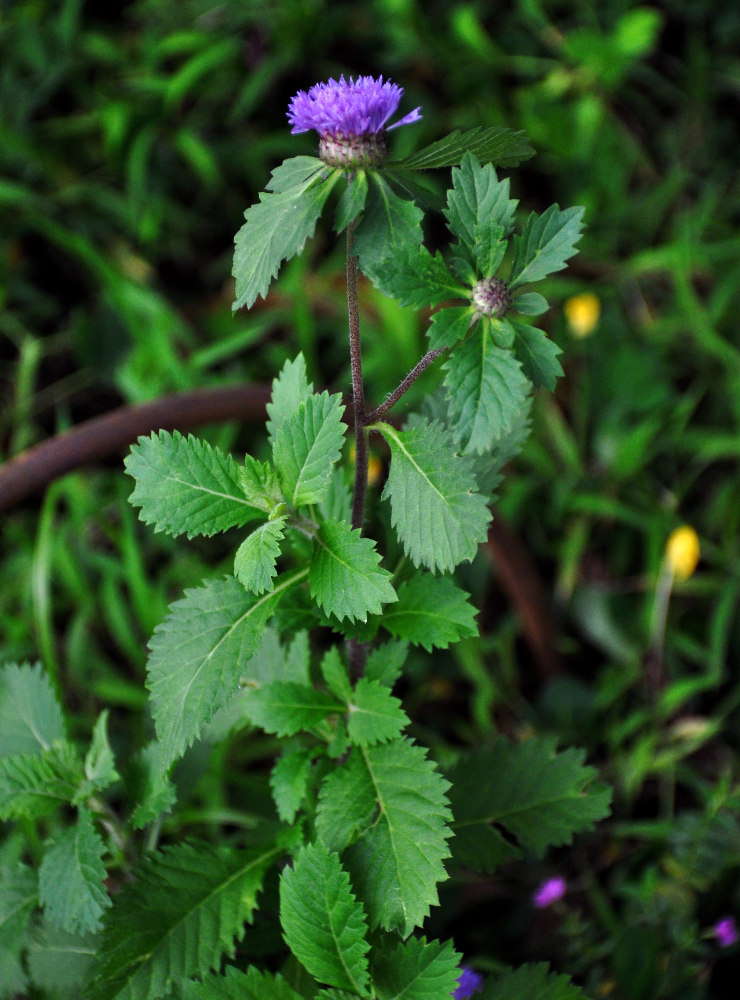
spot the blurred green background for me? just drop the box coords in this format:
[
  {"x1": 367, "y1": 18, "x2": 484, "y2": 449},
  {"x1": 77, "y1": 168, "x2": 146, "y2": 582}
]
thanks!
[{"x1": 2, "y1": 0, "x2": 740, "y2": 996}]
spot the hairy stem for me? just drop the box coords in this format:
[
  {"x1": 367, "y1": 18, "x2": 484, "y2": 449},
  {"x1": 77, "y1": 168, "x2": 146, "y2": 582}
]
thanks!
[
  {"x1": 347, "y1": 222, "x2": 368, "y2": 533},
  {"x1": 365, "y1": 348, "x2": 447, "y2": 424},
  {"x1": 346, "y1": 221, "x2": 368, "y2": 679}
]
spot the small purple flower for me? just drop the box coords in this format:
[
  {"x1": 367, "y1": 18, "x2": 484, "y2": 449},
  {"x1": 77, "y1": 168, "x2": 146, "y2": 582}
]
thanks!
[
  {"x1": 453, "y1": 967, "x2": 484, "y2": 1000},
  {"x1": 532, "y1": 876, "x2": 567, "y2": 909},
  {"x1": 713, "y1": 916, "x2": 738, "y2": 948},
  {"x1": 287, "y1": 75, "x2": 422, "y2": 168}
]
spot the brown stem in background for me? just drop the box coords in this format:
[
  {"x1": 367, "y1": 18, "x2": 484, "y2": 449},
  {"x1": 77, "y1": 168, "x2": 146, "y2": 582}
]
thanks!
[
  {"x1": 0, "y1": 384, "x2": 270, "y2": 512},
  {"x1": 364, "y1": 348, "x2": 446, "y2": 424}
]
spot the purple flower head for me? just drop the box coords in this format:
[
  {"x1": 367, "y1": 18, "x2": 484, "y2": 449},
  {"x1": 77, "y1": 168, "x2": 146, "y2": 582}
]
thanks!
[
  {"x1": 532, "y1": 876, "x2": 567, "y2": 909},
  {"x1": 713, "y1": 916, "x2": 738, "y2": 948},
  {"x1": 287, "y1": 75, "x2": 422, "y2": 168},
  {"x1": 453, "y1": 967, "x2": 484, "y2": 1000}
]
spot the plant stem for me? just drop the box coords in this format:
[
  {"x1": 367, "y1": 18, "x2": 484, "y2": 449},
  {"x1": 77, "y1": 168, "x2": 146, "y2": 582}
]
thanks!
[
  {"x1": 346, "y1": 221, "x2": 368, "y2": 534},
  {"x1": 346, "y1": 221, "x2": 368, "y2": 679},
  {"x1": 365, "y1": 348, "x2": 446, "y2": 424}
]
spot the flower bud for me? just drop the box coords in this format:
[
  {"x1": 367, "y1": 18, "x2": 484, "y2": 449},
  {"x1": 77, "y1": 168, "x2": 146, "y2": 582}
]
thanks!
[
  {"x1": 665, "y1": 525, "x2": 700, "y2": 581},
  {"x1": 471, "y1": 277, "x2": 511, "y2": 318}
]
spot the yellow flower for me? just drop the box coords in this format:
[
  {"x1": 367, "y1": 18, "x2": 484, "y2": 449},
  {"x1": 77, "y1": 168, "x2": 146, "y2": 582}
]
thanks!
[
  {"x1": 564, "y1": 292, "x2": 600, "y2": 338},
  {"x1": 665, "y1": 525, "x2": 700, "y2": 580}
]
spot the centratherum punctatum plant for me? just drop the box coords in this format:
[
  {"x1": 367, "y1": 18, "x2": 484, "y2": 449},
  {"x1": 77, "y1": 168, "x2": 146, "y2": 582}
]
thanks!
[{"x1": 0, "y1": 76, "x2": 610, "y2": 1000}]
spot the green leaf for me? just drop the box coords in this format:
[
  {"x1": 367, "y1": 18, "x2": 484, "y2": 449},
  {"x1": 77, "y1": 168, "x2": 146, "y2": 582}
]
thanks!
[
  {"x1": 353, "y1": 173, "x2": 423, "y2": 279},
  {"x1": 445, "y1": 154, "x2": 518, "y2": 248},
  {"x1": 347, "y1": 679, "x2": 408, "y2": 746},
  {"x1": 510, "y1": 320, "x2": 564, "y2": 391},
  {"x1": 130, "y1": 742, "x2": 176, "y2": 830},
  {"x1": 266, "y1": 353, "x2": 314, "y2": 446},
  {"x1": 273, "y1": 392, "x2": 346, "y2": 507},
  {"x1": 0, "y1": 742, "x2": 82, "y2": 820},
  {"x1": 448, "y1": 738, "x2": 612, "y2": 873},
  {"x1": 86, "y1": 838, "x2": 287, "y2": 1000},
  {"x1": 373, "y1": 936, "x2": 461, "y2": 1000},
  {"x1": 0, "y1": 863, "x2": 36, "y2": 997},
  {"x1": 270, "y1": 748, "x2": 314, "y2": 824},
  {"x1": 232, "y1": 158, "x2": 338, "y2": 311},
  {"x1": 75, "y1": 711, "x2": 119, "y2": 803},
  {"x1": 125, "y1": 430, "x2": 262, "y2": 539},
  {"x1": 244, "y1": 681, "x2": 342, "y2": 737},
  {"x1": 508, "y1": 205, "x2": 585, "y2": 289},
  {"x1": 375, "y1": 419, "x2": 492, "y2": 574},
  {"x1": 364, "y1": 641, "x2": 408, "y2": 686},
  {"x1": 394, "y1": 127, "x2": 534, "y2": 170},
  {"x1": 27, "y1": 925, "x2": 97, "y2": 999},
  {"x1": 280, "y1": 841, "x2": 370, "y2": 994},
  {"x1": 382, "y1": 575, "x2": 478, "y2": 651},
  {"x1": 234, "y1": 516, "x2": 287, "y2": 595},
  {"x1": 183, "y1": 966, "x2": 307, "y2": 1000},
  {"x1": 373, "y1": 247, "x2": 467, "y2": 309},
  {"x1": 472, "y1": 218, "x2": 508, "y2": 279},
  {"x1": 484, "y1": 964, "x2": 589, "y2": 1000},
  {"x1": 512, "y1": 292, "x2": 549, "y2": 316},
  {"x1": 309, "y1": 520, "x2": 397, "y2": 623},
  {"x1": 0, "y1": 661, "x2": 66, "y2": 759},
  {"x1": 318, "y1": 466, "x2": 353, "y2": 523},
  {"x1": 443, "y1": 328, "x2": 530, "y2": 454},
  {"x1": 427, "y1": 306, "x2": 475, "y2": 351},
  {"x1": 238, "y1": 456, "x2": 283, "y2": 513},
  {"x1": 320, "y1": 647, "x2": 352, "y2": 702},
  {"x1": 147, "y1": 574, "x2": 296, "y2": 769},
  {"x1": 316, "y1": 738, "x2": 453, "y2": 936},
  {"x1": 335, "y1": 171, "x2": 369, "y2": 232},
  {"x1": 39, "y1": 806, "x2": 110, "y2": 935}
]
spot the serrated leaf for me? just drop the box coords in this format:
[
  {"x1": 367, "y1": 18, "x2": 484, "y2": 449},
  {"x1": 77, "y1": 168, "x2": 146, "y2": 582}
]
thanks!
[
  {"x1": 512, "y1": 292, "x2": 549, "y2": 316},
  {"x1": 445, "y1": 154, "x2": 518, "y2": 249},
  {"x1": 266, "y1": 156, "x2": 328, "y2": 193},
  {"x1": 271, "y1": 748, "x2": 313, "y2": 824},
  {"x1": 373, "y1": 936, "x2": 461, "y2": 1000},
  {"x1": 364, "y1": 640, "x2": 408, "y2": 686},
  {"x1": 393, "y1": 127, "x2": 534, "y2": 170},
  {"x1": 39, "y1": 806, "x2": 110, "y2": 935},
  {"x1": 130, "y1": 742, "x2": 176, "y2": 830},
  {"x1": 373, "y1": 247, "x2": 467, "y2": 309},
  {"x1": 335, "y1": 171, "x2": 369, "y2": 232},
  {"x1": 508, "y1": 205, "x2": 585, "y2": 289},
  {"x1": 244, "y1": 681, "x2": 342, "y2": 737},
  {"x1": 0, "y1": 863, "x2": 36, "y2": 997},
  {"x1": 280, "y1": 842, "x2": 370, "y2": 994},
  {"x1": 233, "y1": 159, "x2": 337, "y2": 311},
  {"x1": 0, "y1": 742, "x2": 82, "y2": 820},
  {"x1": 353, "y1": 173, "x2": 423, "y2": 280},
  {"x1": 238, "y1": 455, "x2": 283, "y2": 513},
  {"x1": 316, "y1": 738, "x2": 453, "y2": 936},
  {"x1": 183, "y1": 966, "x2": 306, "y2": 1000},
  {"x1": 267, "y1": 354, "x2": 314, "y2": 445},
  {"x1": 234, "y1": 516, "x2": 287, "y2": 595},
  {"x1": 382, "y1": 575, "x2": 478, "y2": 651},
  {"x1": 318, "y1": 466, "x2": 353, "y2": 523},
  {"x1": 472, "y1": 219, "x2": 508, "y2": 279},
  {"x1": 427, "y1": 306, "x2": 475, "y2": 351},
  {"x1": 448, "y1": 738, "x2": 612, "y2": 873},
  {"x1": 375, "y1": 420, "x2": 491, "y2": 574},
  {"x1": 86, "y1": 839, "x2": 287, "y2": 1000},
  {"x1": 485, "y1": 964, "x2": 589, "y2": 1000},
  {"x1": 510, "y1": 320, "x2": 563, "y2": 391},
  {"x1": 309, "y1": 520, "x2": 397, "y2": 623},
  {"x1": 27, "y1": 924, "x2": 97, "y2": 999},
  {"x1": 76, "y1": 711, "x2": 119, "y2": 801},
  {"x1": 125, "y1": 430, "x2": 261, "y2": 539},
  {"x1": 273, "y1": 392, "x2": 346, "y2": 507},
  {"x1": 0, "y1": 661, "x2": 66, "y2": 759},
  {"x1": 347, "y1": 679, "x2": 408, "y2": 746},
  {"x1": 443, "y1": 328, "x2": 530, "y2": 454},
  {"x1": 320, "y1": 647, "x2": 352, "y2": 701},
  {"x1": 147, "y1": 573, "x2": 301, "y2": 769}
]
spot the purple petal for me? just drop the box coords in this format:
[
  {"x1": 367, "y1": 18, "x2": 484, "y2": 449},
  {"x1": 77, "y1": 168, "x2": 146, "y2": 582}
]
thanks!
[{"x1": 287, "y1": 74, "x2": 421, "y2": 138}]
